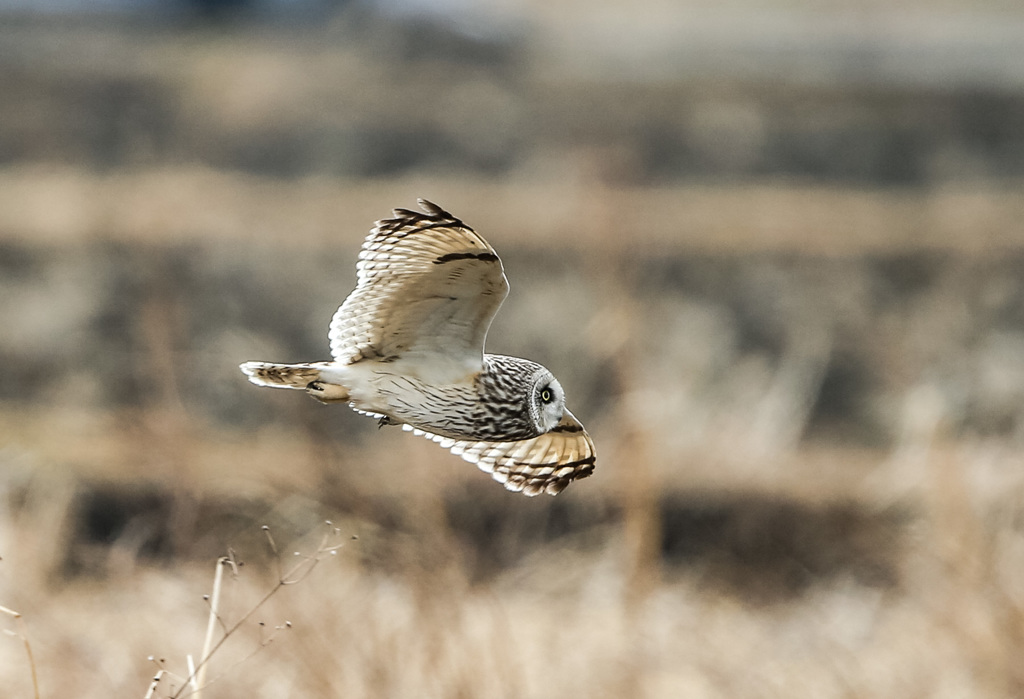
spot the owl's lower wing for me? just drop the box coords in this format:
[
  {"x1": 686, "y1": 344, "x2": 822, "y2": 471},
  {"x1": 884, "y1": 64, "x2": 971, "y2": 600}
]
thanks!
[
  {"x1": 405, "y1": 409, "x2": 596, "y2": 496},
  {"x1": 329, "y1": 200, "x2": 509, "y2": 375}
]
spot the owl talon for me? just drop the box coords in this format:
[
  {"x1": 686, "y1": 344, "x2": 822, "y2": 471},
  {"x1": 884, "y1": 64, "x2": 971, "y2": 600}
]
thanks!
[
  {"x1": 305, "y1": 381, "x2": 350, "y2": 403},
  {"x1": 378, "y1": 416, "x2": 398, "y2": 428}
]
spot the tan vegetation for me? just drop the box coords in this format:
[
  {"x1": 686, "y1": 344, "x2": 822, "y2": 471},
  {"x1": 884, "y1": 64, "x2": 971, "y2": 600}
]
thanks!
[{"x1": 2, "y1": 9, "x2": 1024, "y2": 698}]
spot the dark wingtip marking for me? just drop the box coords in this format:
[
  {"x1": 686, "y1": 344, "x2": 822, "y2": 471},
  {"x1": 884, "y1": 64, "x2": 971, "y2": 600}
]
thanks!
[
  {"x1": 417, "y1": 198, "x2": 446, "y2": 215},
  {"x1": 569, "y1": 455, "x2": 597, "y2": 471},
  {"x1": 377, "y1": 200, "x2": 472, "y2": 235},
  {"x1": 550, "y1": 423, "x2": 584, "y2": 433},
  {"x1": 513, "y1": 455, "x2": 596, "y2": 472},
  {"x1": 433, "y1": 251, "x2": 499, "y2": 265}
]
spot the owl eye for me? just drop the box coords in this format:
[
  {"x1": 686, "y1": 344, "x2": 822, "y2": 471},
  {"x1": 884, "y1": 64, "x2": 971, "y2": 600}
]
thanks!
[{"x1": 540, "y1": 387, "x2": 553, "y2": 403}]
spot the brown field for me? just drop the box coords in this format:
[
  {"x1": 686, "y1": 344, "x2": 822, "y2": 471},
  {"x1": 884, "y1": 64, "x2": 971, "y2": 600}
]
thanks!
[{"x1": 3, "y1": 9, "x2": 1024, "y2": 698}]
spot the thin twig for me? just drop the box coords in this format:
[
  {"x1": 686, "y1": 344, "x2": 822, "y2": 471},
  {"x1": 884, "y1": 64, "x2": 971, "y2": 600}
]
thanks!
[
  {"x1": 193, "y1": 620, "x2": 294, "y2": 692},
  {"x1": 1, "y1": 604, "x2": 40, "y2": 699},
  {"x1": 262, "y1": 525, "x2": 283, "y2": 581},
  {"x1": 143, "y1": 670, "x2": 166, "y2": 699},
  {"x1": 193, "y1": 554, "x2": 229, "y2": 699},
  {"x1": 170, "y1": 523, "x2": 345, "y2": 699},
  {"x1": 186, "y1": 655, "x2": 197, "y2": 694}
]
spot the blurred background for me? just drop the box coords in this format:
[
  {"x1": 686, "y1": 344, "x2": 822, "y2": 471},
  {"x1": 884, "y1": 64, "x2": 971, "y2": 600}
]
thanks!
[{"x1": 2, "y1": 0, "x2": 1024, "y2": 696}]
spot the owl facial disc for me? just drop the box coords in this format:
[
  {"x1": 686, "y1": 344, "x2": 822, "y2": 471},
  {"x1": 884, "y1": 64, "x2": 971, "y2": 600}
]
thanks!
[{"x1": 530, "y1": 371, "x2": 565, "y2": 433}]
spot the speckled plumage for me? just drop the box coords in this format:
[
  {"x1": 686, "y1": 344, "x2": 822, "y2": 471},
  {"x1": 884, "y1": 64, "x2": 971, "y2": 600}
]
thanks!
[{"x1": 240, "y1": 200, "x2": 595, "y2": 496}]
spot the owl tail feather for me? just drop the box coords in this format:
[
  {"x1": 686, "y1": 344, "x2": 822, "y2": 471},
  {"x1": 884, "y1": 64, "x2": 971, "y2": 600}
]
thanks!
[{"x1": 239, "y1": 361, "x2": 350, "y2": 403}]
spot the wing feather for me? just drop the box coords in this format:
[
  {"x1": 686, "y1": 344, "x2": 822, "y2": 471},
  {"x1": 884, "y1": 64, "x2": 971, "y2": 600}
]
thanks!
[
  {"x1": 403, "y1": 409, "x2": 596, "y2": 496},
  {"x1": 329, "y1": 200, "x2": 509, "y2": 375}
]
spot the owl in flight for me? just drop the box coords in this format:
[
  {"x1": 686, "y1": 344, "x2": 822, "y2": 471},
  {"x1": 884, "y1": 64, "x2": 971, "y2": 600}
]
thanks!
[{"x1": 240, "y1": 200, "x2": 595, "y2": 496}]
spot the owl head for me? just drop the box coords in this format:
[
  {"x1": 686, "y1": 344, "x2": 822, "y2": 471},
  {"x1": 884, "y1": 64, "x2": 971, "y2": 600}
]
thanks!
[
  {"x1": 528, "y1": 368, "x2": 565, "y2": 433},
  {"x1": 479, "y1": 355, "x2": 569, "y2": 439}
]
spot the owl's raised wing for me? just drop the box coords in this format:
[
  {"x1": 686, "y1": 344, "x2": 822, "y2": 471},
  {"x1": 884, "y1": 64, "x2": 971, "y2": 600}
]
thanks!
[
  {"x1": 405, "y1": 409, "x2": 596, "y2": 496},
  {"x1": 329, "y1": 200, "x2": 509, "y2": 373}
]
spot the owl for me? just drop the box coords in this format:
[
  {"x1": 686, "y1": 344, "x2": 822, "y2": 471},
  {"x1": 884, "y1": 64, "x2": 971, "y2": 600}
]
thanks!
[{"x1": 240, "y1": 199, "x2": 595, "y2": 496}]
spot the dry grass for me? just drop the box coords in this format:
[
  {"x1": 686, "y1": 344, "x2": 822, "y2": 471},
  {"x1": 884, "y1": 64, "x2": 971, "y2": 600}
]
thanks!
[
  {"x1": 2, "y1": 165, "x2": 1024, "y2": 256},
  {"x1": 3, "y1": 13, "x2": 1024, "y2": 698},
  {"x1": 2, "y1": 378, "x2": 1024, "y2": 697},
  {"x1": 3, "y1": 183, "x2": 1024, "y2": 696},
  {"x1": 3, "y1": 172, "x2": 1024, "y2": 694}
]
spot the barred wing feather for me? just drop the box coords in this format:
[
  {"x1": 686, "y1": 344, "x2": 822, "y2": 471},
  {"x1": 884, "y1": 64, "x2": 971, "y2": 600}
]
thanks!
[
  {"x1": 404, "y1": 409, "x2": 596, "y2": 496},
  {"x1": 329, "y1": 199, "x2": 509, "y2": 373}
]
